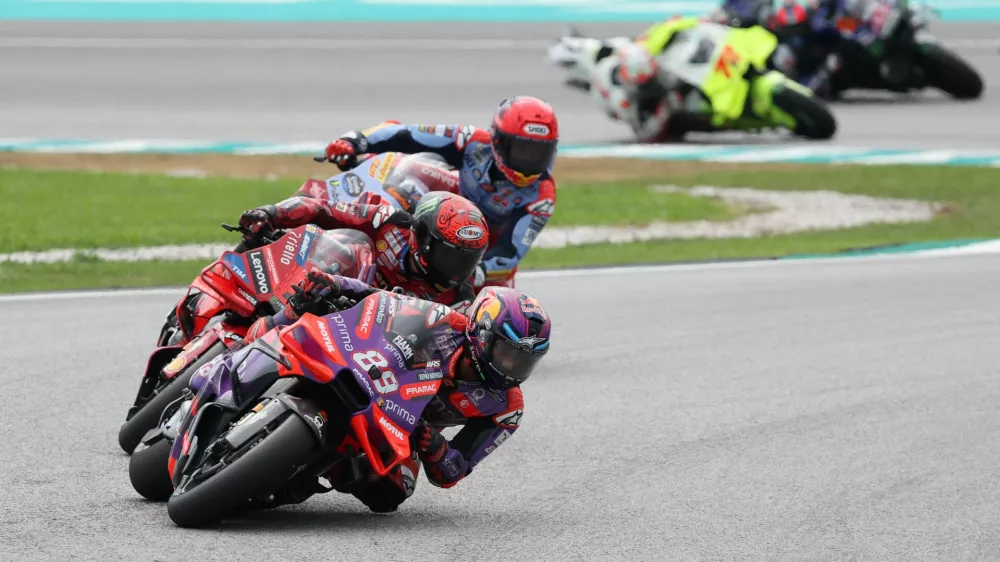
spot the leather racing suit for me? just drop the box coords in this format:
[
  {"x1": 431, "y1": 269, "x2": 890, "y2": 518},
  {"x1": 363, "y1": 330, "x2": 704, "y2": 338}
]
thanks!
[
  {"x1": 249, "y1": 194, "x2": 477, "y2": 314},
  {"x1": 334, "y1": 121, "x2": 556, "y2": 291},
  {"x1": 237, "y1": 282, "x2": 526, "y2": 514}
]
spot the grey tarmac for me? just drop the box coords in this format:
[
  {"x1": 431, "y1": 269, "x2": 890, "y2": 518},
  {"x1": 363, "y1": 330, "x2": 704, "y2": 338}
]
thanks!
[
  {"x1": 0, "y1": 21, "x2": 997, "y2": 147},
  {"x1": 4, "y1": 254, "x2": 1000, "y2": 560}
]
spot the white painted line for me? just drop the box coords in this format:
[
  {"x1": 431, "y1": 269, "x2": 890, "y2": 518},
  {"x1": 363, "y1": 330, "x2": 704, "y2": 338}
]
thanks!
[
  {"x1": 851, "y1": 150, "x2": 963, "y2": 165},
  {"x1": 2, "y1": 244, "x2": 998, "y2": 303}
]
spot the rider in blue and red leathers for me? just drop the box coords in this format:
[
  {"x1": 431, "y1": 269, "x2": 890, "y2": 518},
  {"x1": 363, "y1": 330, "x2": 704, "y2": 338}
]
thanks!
[{"x1": 321, "y1": 95, "x2": 560, "y2": 292}]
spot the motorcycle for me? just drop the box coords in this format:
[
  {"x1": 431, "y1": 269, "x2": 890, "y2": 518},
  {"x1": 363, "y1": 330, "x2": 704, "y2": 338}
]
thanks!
[
  {"x1": 128, "y1": 289, "x2": 455, "y2": 528},
  {"x1": 149, "y1": 151, "x2": 457, "y2": 354},
  {"x1": 294, "y1": 150, "x2": 461, "y2": 212},
  {"x1": 547, "y1": 17, "x2": 837, "y2": 142},
  {"x1": 117, "y1": 223, "x2": 376, "y2": 455},
  {"x1": 711, "y1": 0, "x2": 984, "y2": 100}
]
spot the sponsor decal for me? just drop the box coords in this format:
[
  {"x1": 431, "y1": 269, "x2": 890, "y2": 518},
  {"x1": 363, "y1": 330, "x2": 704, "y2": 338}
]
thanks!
[
  {"x1": 357, "y1": 297, "x2": 377, "y2": 340},
  {"x1": 485, "y1": 430, "x2": 511, "y2": 454},
  {"x1": 375, "y1": 292, "x2": 388, "y2": 325},
  {"x1": 420, "y1": 165, "x2": 459, "y2": 191},
  {"x1": 236, "y1": 286, "x2": 258, "y2": 306},
  {"x1": 456, "y1": 225, "x2": 484, "y2": 241},
  {"x1": 376, "y1": 240, "x2": 387, "y2": 252},
  {"x1": 455, "y1": 125, "x2": 475, "y2": 150},
  {"x1": 383, "y1": 399, "x2": 416, "y2": 425},
  {"x1": 353, "y1": 368, "x2": 375, "y2": 398},
  {"x1": 494, "y1": 409, "x2": 523, "y2": 428},
  {"x1": 375, "y1": 153, "x2": 396, "y2": 182},
  {"x1": 332, "y1": 314, "x2": 355, "y2": 352},
  {"x1": 316, "y1": 319, "x2": 335, "y2": 353},
  {"x1": 264, "y1": 247, "x2": 280, "y2": 287},
  {"x1": 379, "y1": 415, "x2": 405, "y2": 441},
  {"x1": 386, "y1": 230, "x2": 404, "y2": 253},
  {"x1": 344, "y1": 173, "x2": 365, "y2": 197},
  {"x1": 517, "y1": 335, "x2": 546, "y2": 349},
  {"x1": 401, "y1": 382, "x2": 438, "y2": 400},
  {"x1": 295, "y1": 227, "x2": 317, "y2": 267},
  {"x1": 279, "y1": 229, "x2": 301, "y2": 266},
  {"x1": 419, "y1": 370, "x2": 444, "y2": 381},
  {"x1": 163, "y1": 354, "x2": 187, "y2": 374},
  {"x1": 527, "y1": 198, "x2": 554, "y2": 218},
  {"x1": 308, "y1": 410, "x2": 327, "y2": 431},
  {"x1": 426, "y1": 303, "x2": 449, "y2": 327},
  {"x1": 523, "y1": 123, "x2": 550, "y2": 137},
  {"x1": 223, "y1": 253, "x2": 249, "y2": 282},
  {"x1": 382, "y1": 341, "x2": 405, "y2": 366},
  {"x1": 372, "y1": 205, "x2": 397, "y2": 229},
  {"x1": 248, "y1": 251, "x2": 271, "y2": 295},
  {"x1": 392, "y1": 335, "x2": 414, "y2": 360},
  {"x1": 335, "y1": 202, "x2": 349, "y2": 212}
]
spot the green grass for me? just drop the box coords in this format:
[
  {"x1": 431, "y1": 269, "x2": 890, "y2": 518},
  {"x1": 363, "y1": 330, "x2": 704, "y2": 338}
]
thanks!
[
  {"x1": 0, "y1": 169, "x2": 733, "y2": 253},
  {"x1": 3, "y1": 164, "x2": 1000, "y2": 294}
]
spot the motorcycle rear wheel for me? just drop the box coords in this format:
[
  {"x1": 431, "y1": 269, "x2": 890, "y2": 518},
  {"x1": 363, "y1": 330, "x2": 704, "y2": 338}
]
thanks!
[
  {"x1": 772, "y1": 87, "x2": 837, "y2": 140},
  {"x1": 117, "y1": 340, "x2": 224, "y2": 454},
  {"x1": 166, "y1": 414, "x2": 318, "y2": 528},
  {"x1": 917, "y1": 43, "x2": 983, "y2": 100}
]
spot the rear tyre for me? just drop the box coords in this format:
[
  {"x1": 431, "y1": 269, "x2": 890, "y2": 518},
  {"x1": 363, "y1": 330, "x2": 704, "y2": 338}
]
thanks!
[
  {"x1": 129, "y1": 438, "x2": 175, "y2": 502},
  {"x1": 918, "y1": 43, "x2": 983, "y2": 100},
  {"x1": 166, "y1": 414, "x2": 318, "y2": 528},
  {"x1": 117, "y1": 341, "x2": 223, "y2": 455},
  {"x1": 772, "y1": 87, "x2": 837, "y2": 140}
]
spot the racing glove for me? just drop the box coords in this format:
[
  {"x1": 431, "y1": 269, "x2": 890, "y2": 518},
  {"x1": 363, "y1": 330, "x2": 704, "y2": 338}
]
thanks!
[
  {"x1": 325, "y1": 131, "x2": 370, "y2": 171},
  {"x1": 413, "y1": 422, "x2": 447, "y2": 463},
  {"x1": 238, "y1": 205, "x2": 278, "y2": 243},
  {"x1": 285, "y1": 271, "x2": 375, "y2": 320}
]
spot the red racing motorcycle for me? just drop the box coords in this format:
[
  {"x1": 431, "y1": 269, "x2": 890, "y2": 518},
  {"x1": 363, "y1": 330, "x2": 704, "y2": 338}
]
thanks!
[{"x1": 118, "y1": 223, "x2": 375, "y2": 454}]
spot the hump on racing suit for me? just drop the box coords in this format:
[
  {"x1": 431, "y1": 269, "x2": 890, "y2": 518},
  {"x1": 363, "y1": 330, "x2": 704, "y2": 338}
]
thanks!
[{"x1": 337, "y1": 120, "x2": 557, "y2": 290}]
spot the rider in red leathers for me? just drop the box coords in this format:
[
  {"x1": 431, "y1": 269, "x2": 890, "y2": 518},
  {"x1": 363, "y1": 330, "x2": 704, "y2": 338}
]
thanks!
[
  {"x1": 238, "y1": 190, "x2": 489, "y2": 315},
  {"x1": 320, "y1": 96, "x2": 560, "y2": 292}
]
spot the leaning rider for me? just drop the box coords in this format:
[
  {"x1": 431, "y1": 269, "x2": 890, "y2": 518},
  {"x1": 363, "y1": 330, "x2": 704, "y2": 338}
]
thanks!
[
  {"x1": 319, "y1": 95, "x2": 559, "y2": 292},
  {"x1": 236, "y1": 271, "x2": 554, "y2": 514}
]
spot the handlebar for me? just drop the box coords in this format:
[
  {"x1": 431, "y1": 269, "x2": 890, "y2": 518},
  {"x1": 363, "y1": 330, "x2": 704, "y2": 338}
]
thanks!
[{"x1": 221, "y1": 222, "x2": 284, "y2": 247}]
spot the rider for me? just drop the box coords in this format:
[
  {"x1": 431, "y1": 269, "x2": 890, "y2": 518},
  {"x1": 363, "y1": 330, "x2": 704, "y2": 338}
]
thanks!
[
  {"x1": 238, "y1": 270, "x2": 553, "y2": 514},
  {"x1": 237, "y1": 190, "x2": 489, "y2": 314},
  {"x1": 319, "y1": 95, "x2": 559, "y2": 292},
  {"x1": 587, "y1": 14, "x2": 814, "y2": 140}
]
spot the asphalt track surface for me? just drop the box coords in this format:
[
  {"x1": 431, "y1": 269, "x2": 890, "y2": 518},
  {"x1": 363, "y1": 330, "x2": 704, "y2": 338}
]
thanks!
[
  {"x1": 5, "y1": 18, "x2": 1000, "y2": 562},
  {"x1": 1, "y1": 21, "x2": 999, "y2": 147},
  {"x1": 6, "y1": 256, "x2": 1000, "y2": 561}
]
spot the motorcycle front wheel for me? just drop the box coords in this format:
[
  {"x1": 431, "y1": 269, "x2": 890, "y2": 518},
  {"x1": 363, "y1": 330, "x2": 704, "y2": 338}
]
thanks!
[
  {"x1": 917, "y1": 43, "x2": 983, "y2": 100},
  {"x1": 117, "y1": 340, "x2": 225, "y2": 454},
  {"x1": 166, "y1": 414, "x2": 319, "y2": 528}
]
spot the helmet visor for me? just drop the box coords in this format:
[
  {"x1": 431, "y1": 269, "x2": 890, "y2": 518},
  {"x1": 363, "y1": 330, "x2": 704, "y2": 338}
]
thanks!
[
  {"x1": 425, "y1": 239, "x2": 482, "y2": 289},
  {"x1": 498, "y1": 135, "x2": 556, "y2": 178},
  {"x1": 486, "y1": 334, "x2": 544, "y2": 386}
]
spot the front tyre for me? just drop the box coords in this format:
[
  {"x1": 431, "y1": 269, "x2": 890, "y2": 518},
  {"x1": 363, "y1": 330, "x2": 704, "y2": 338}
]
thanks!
[
  {"x1": 117, "y1": 340, "x2": 224, "y2": 454},
  {"x1": 917, "y1": 43, "x2": 983, "y2": 100},
  {"x1": 129, "y1": 438, "x2": 174, "y2": 502},
  {"x1": 772, "y1": 87, "x2": 837, "y2": 140},
  {"x1": 166, "y1": 414, "x2": 318, "y2": 528}
]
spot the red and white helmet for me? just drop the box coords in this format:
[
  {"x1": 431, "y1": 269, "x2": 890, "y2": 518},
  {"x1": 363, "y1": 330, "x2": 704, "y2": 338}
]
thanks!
[
  {"x1": 616, "y1": 43, "x2": 658, "y2": 88},
  {"x1": 490, "y1": 96, "x2": 559, "y2": 188}
]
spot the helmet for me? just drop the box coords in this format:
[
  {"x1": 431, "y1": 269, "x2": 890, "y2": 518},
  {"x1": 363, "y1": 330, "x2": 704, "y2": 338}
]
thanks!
[
  {"x1": 490, "y1": 96, "x2": 559, "y2": 188},
  {"x1": 410, "y1": 192, "x2": 489, "y2": 291},
  {"x1": 616, "y1": 43, "x2": 658, "y2": 88},
  {"x1": 465, "y1": 287, "x2": 551, "y2": 390}
]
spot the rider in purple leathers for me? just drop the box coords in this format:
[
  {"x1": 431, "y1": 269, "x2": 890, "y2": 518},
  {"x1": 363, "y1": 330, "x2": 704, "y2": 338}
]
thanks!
[
  {"x1": 321, "y1": 95, "x2": 560, "y2": 292},
  {"x1": 191, "y1": 271, "x2": 553, "y2": 514},
  {"x1": 715, "y1": 0, "x2": 851, "y2": 98}
]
